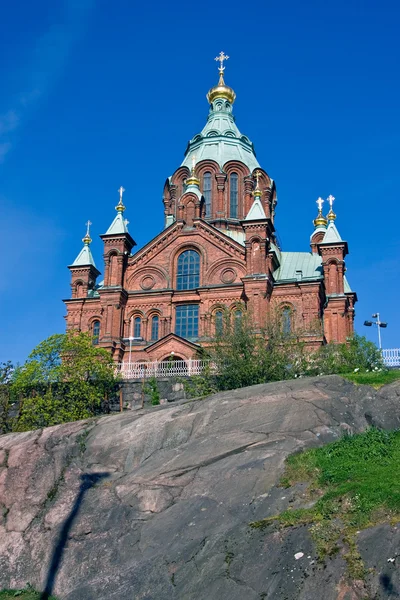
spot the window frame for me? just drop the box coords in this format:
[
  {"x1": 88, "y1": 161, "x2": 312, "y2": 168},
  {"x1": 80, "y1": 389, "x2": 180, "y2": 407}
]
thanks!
[
  {"x1": 281, "y1": 306, "x2": 292, "y2": 335},
  {"x1": 92, "y1": 320, "x2": 100, "y2": 345},
  {"x1": 151, "y1": 315, "x2": 159, "y2": 341},
  {"x1": 175, "y1": 304, "x2": 199, "y2": 339},
  {"x1": 133, "y1": 316, "x2": 141, "y2": 338},
  {"x1": 176, "y1": 249, "x2": 200, "y2": 290},
  {"x1": 215, "y1": 309, "x2": 224, "y2": 336},
  {"x1": 229, "y1": 172, "x2": 238, "y2": 218},
  {"x1": 203, "y1": 171, "x2": 212, "y2": 217}
]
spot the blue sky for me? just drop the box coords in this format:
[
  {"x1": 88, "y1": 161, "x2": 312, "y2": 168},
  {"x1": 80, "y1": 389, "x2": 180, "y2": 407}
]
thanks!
[{"x1": 1, "y1": 0, "x2": 399, "y2": 363}]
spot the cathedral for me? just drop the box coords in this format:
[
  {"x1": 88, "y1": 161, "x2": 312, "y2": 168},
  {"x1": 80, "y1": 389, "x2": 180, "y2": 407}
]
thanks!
[{"x1": 64, "y1": 53, "x2": 357, "y2": 365}]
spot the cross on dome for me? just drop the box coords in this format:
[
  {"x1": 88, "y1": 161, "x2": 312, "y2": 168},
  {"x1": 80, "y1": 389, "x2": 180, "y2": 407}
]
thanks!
[
  {"x1": 316, "y1": 197, "x2": 324, "y2": 212},
  {"x1": 116, "y1": 186, "x2": 126, "y2": 213},
  {"x1": 215, "y1": 51, "x2": 229, "y2": 73},
  {"x1": 327, "y1": 194, "x2": 337, "y2": 222},
  {"x1": 82, "y1": 219, "x2": 92, "y2": 245}
]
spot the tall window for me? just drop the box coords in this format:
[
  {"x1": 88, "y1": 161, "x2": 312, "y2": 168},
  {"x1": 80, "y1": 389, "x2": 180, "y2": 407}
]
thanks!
[
  {"x1": 230, "y1": 172, "x2": 238, "y2": 218},
  {"x1": 234, "y1": 309, "x2": 242, "y2": 331},
  {"x1": 133, "y1": 316, "x2": 141, "y2": 338},
  {"x1": 215, "y1": 310, "x2": 224, "y2": 336},
  {"x1": 151, "y1": 315, "x2": 159, "y2": 341},
  {"x1": 175, "y1": 305, "x2": 199, "y2": 339},
  {"x1": 176, "y1": 250, "x2": 200, "y2": 290},
  {"x1": 282, "y1": 307, "x2": 292, "y2": 335},
  {"x1": 203, "y1": 171, "x2": 212, "y2": 216},
  {"x1": 92, "y1": 320, "x2": 100, "y2": 345}
]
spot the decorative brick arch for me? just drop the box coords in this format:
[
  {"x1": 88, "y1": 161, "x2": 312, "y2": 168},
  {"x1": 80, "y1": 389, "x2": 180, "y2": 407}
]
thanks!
[
  {"x1": 170, "y1": 243, "x2": 206, "y2": 288},
  {"x1": 178, "y1": 192, "x2": 203, "y2": 225},
  {"x1": 126, "y1": 265, "x2": 169, "y2": 291},
  {"x1": 171, "y1": 166, "x2": 190, "y2": 198},
  {"x1": 223, "y1": 160, "x2": 252, "y2": 219},
  {"x1": 205, "y1": 257, "x2": 245, "y2": 285}
]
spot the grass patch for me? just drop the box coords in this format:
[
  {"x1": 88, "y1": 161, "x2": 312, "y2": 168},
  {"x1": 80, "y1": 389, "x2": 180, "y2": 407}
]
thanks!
[
  {"x1": 250, "y1": 428, "x2": 400, "y2": 579},
  {"x1": 342, "y1": 369, "x2": 400, "y2": 389},
  {"x1": 0, "y1": 589, "x2": 57, "y2": 599}
]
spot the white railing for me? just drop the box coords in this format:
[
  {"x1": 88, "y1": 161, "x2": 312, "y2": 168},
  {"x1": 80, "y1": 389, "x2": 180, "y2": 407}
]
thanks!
[
  {"x1": 117, "y1": 359, "x2": 214, "y2": 380},
  {"x1": 382, "y1": 348, "x2": 400, "y2": 368}
]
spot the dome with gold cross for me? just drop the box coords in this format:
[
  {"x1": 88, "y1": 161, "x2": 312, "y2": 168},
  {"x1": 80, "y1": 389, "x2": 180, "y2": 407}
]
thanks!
[
  {"x1": 181, "y1": 53, "x2": 260, "y2": 173},
  {"x1": 207, "y1": 52, "x2": 236, "y2": 105}
]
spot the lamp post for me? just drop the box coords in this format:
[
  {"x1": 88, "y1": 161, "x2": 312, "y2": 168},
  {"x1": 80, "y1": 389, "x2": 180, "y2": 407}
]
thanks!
[{"x1": 363, "y1": 312, "x2": 388, "y2": 350}]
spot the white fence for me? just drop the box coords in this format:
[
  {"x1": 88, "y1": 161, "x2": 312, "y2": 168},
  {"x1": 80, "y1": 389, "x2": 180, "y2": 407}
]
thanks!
[
  {"x1": 382, "y1": 348, "x2": 400, "y2": 368},
  {"x1": 117, "y1": 359, "x2": 213, "y2": 380}
]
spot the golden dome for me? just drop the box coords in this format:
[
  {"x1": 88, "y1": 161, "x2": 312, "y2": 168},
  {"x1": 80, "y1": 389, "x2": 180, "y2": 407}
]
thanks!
[
  {"x1": 207, "y1": 72, "x2": 236, "y2": 105},
  {"x1": 186, "y1": 174, "x2": 200, "y2": 187},
  {"x1": 82, "y1": 220, "x2": 92, "y2": 245},
  {"x1": 313, "y1": 214, "x2": 328, "y2": 227},
  {"x1": 327, "y1": 208, "x2": 336, "y2": 222}
]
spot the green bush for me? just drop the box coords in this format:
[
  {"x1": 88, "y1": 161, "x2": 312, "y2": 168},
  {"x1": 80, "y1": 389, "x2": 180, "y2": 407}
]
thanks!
[
  {"x1": 204, "y1": 306, "x2": 309, "y2": 392},
  {"x1": 0, "y1": 361, "x2": 14, "y2": 434},
  {"x1": 188, "y1": 308, "x2": 384, "y2": 394},
  {"x1": 11, "y1": 331, "x2": 119, "y2": 432},
  {"x1": 144, "y1": 377, "x2": 161, "y2": 405},
  {"x1": 308, "y1": 334, "x2": 384, "y2": 376}
]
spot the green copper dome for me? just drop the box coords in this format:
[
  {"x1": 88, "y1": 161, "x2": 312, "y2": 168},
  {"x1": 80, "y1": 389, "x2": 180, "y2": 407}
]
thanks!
[{"x1": 181, "y1": 96, "x2": 260, "y2": 173}]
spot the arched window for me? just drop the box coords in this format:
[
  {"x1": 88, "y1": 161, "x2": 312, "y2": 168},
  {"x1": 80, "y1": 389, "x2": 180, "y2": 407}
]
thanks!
[
  {"x1": 215, "y1": 310, "x2": 224, "y2": 336},
  {"x1": 151, "y1": 315, "x2": 159, "y2": 341},
  {"x1": 282, "y1": 307, "x2": 292, "y2": 335},
  {"x1": 230, "y1": 173, "x2": 238, "y2": 218},
  {"x1": 133, "y1": 317, "x2": 141, "y2": 338},
  {"x1": 203, "y1": 171, "x2": 212, "y2": 216},
  {"x1": 234, "y1": 309, "x2": 242, "y2": 331},
  {"x1": 176, "y1": 250, "x2": 200, "y2": 290},
  {"x1": 92, "y1": 320, "x2": 100, "y2": 345}
]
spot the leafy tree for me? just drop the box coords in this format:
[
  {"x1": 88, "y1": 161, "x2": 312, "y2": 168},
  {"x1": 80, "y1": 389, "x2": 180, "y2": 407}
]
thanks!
[
  {"x1": 0, "y1": 361, "x2": 15, "y2": 434},
  {"x1": 12, "y1": 331, "x2": 119, "y2": 431},
  {"x1": 204, "y1": 306, "x2": 308, "y2": 392},
  {"x1": 309, "y1": 334, "x2": 384, "y2": 375}
]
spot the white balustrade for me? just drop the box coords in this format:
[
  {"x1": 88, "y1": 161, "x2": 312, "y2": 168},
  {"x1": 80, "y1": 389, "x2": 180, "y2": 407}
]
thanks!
[
  {"x1": 382, "y1": 348, "x2": 400, "y2": 367},
  {"x1": 117, "y1": 359, "x2": 214, "y2": 380}
]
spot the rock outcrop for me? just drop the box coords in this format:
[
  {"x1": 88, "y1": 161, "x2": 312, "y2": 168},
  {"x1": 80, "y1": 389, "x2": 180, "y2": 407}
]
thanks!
[{"x1": 1, "y1": 375, "x2": 399, "y2": 599}]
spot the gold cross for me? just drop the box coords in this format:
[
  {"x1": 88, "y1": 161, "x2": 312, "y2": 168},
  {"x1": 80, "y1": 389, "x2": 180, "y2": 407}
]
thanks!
[
  {"x1": 327, "y1": 194, "x2": 335, "y2": 208},
  {"x1": 254, "y1": 170, "x2": 262, "y2": 187},
  {"x1": 316, "y1": 197, "x2": 324, "y2": 212},
  {"x1": 118, "y1": 186, "x2": 125, "y2": 202},
  {"x1": 85, "y1": 220, "x2": 92, "y2": 236},
  {"x1": 214, "y1": 51, "x2": 229, "y2": 73}
]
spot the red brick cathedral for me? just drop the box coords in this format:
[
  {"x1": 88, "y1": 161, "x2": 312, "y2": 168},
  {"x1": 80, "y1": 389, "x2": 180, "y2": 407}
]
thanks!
[{"x1": 65, "y1": 54, "x2": 357, "y2": 364}]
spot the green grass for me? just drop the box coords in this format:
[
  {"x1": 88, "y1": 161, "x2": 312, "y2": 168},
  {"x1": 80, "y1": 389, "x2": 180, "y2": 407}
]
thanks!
[
  {"x1": 342, "y1": 369, "x2": 400, "y2": 389},
  {"x1": 251, "y1": 428, "x2": 400, "y2": 579},
  {"x1": 0, "y1": 590, "x2": 57, "y2": 599}
]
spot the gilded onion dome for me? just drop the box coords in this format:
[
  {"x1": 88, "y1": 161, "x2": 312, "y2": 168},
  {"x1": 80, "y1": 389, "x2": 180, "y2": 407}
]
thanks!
[
  {"x1": 313, "y1": 197, "x2": 328, "y2": 228},
  {"x1": 181, "y1": 53, "x2": 260, "y2": 173},
  {"x1": 206, "y1": 51, "x2": 236, "y2": 104}
]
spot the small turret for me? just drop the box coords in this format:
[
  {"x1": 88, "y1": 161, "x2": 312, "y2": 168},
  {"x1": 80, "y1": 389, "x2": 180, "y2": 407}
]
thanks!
[
  {"x1": 68, "y1": 221, "x2": 100, "y2": 298},
  {"x1": 101, "y1": 186, "x2": 136, "y2": 288}
]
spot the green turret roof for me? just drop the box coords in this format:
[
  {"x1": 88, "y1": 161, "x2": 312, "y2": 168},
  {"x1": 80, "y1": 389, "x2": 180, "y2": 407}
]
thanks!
[
  {"x1": 181, "y1": 96, "x2": 260, "y2": 172},
  {"x1": 244, "y1": 196, "x2": 267, "y2": 221},
  {"x1": 105, "y1": 212, "x2": 129, "y2": 235},
  {"x1": 71, "y1": 243, "x2": 97, "y2": 267},
  {"x1": 322, "y1": 221, "x2": 343, "y2": 243}
]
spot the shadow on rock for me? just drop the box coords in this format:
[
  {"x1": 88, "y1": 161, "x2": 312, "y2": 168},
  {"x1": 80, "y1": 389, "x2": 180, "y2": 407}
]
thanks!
[
  {"x1": 380, "y1": 573, "x2": 399, "y2": 597},
  {"x1": 40, "y1": 472, "x2": 109, "y2": 600}
]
